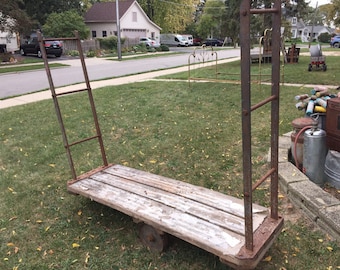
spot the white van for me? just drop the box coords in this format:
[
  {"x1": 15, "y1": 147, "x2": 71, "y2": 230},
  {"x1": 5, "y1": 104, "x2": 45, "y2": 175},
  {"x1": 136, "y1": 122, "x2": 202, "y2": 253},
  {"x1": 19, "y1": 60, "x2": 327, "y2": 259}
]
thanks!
[
  {"x1": 181, "y1": 34, "x2": 193, "y2": 46},
  {"x1": 160, "y1": 34, "x2": 188, "y2": 47}
]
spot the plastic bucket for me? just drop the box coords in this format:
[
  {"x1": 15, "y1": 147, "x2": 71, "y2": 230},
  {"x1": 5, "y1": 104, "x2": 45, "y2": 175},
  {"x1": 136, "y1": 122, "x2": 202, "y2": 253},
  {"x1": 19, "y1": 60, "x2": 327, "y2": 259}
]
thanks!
[{"x1": 324, "y1": 150, "x2": 340, "y2": 189}]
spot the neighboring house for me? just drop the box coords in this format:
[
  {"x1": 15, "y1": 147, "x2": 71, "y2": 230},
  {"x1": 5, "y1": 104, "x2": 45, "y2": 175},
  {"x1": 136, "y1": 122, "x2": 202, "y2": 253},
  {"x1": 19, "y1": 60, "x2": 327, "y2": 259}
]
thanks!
[
  {"x1": 0, "y1": 16, "x2": 20, "y2": 52},
  {"x1": 289, "y1": 16, "x2": 334, "y2": 42},
  {"x1": 84, "y1": 0, "x2": 161, "y2": 45},
  {"x1": 0, "y1": 31, "x2": 20, "y2": 52}
]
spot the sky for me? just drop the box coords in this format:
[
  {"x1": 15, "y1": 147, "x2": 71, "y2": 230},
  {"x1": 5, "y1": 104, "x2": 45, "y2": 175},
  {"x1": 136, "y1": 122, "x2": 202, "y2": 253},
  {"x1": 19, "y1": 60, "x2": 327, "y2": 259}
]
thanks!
[{"x1": 308, "y1": 0, "x2": 331, "y2": 7}]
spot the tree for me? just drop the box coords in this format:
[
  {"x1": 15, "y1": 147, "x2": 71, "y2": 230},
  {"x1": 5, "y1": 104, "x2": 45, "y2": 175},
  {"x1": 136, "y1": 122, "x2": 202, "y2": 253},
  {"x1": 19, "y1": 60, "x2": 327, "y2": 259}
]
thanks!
[
  {"x1": 22, "y1": 0, "x2": 84, "y2": 28},
  {"x1": 42, "y1": 10, "x2": 89, "y2": 39},
  {"x1": 196, "y1": 0, "x2": 226, "y2": 39},
  {"x1": 138, "y1": 0, "x2": 199, "y2": 33},
  {"x1": 0, "y1": 0, "x2": 32, "y2": 33}
]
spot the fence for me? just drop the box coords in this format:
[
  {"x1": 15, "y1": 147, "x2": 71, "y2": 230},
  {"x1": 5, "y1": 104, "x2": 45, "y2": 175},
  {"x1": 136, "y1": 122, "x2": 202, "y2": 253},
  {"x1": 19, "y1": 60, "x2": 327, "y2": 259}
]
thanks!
[{"x1": 62, "y1": 39, "x2": 100, "y2": 54}]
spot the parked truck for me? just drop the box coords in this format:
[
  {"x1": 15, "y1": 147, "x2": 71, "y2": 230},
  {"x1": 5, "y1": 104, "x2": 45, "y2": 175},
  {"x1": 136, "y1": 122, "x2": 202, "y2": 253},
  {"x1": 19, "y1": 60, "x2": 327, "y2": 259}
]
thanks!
[{"x1": 160, "y1": 34, "x2": 188, "y2": 47}]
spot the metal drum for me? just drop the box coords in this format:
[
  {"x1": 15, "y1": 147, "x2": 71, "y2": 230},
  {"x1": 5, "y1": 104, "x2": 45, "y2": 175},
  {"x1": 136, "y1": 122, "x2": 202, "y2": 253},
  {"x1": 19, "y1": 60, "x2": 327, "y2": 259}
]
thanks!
[{"x1": 303, "y1": 128, "x2": 328, "y2": 186}]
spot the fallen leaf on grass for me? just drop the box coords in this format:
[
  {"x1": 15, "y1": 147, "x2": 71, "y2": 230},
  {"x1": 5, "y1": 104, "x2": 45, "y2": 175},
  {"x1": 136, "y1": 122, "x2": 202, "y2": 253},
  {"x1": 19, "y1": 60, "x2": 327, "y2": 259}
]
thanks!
[
  {"x1": 85, "y1": 252, "x2": 90, "y2": 266},
  {"x1": 72, "y1": 243, "x2": 80, "y2": 248},
  {"x1": 262, "y1": 255, "x2": 272, "y2": 262},
  {"x1": 326, "y1": 246, "x2": 333, "y2": 252}
]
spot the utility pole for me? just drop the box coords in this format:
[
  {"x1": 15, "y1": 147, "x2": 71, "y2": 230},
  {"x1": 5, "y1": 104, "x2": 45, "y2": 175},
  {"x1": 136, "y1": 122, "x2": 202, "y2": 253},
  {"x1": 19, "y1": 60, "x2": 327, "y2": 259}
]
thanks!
[{"x1": 116, "y1": 0, "x2": 122, "y2": 60}]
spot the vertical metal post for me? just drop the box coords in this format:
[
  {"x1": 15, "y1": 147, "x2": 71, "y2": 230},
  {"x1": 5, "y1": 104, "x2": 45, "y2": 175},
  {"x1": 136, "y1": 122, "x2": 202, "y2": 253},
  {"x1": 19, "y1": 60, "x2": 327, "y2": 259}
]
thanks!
[
  {"x1": 75, "y1": 31, "x2": 108, "y2": 167},
  {"x1": 240, "y1": 0, "x2": 253, "y2": 250},
  {"x1": 270, "y1": 0, "x2": 281, "y2": 220},
  {"x1": 37, "y1": 31, "x2": 77, "y2": 180}
]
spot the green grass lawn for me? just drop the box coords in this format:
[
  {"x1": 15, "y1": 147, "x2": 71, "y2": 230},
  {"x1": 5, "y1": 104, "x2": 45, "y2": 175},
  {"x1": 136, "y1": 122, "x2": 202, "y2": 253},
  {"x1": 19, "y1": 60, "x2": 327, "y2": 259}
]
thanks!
[{"x1": 0, "y1": 53, "x2": 339, "y2": 269}]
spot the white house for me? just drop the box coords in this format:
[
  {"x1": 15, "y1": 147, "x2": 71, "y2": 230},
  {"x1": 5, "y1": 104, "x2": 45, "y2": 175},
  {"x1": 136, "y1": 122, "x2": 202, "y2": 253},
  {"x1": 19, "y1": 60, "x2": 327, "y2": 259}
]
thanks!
[
  {"x1": 290, "y1": 16, "x2": 334, "y2": 42},
  {"x1": 0, "y1": 16, "x2": 20, "y2": 52},
  {"x1": 84, "y1": 0, "x2": 161, "y2": 44},
  {"x1": 0, "y1": 31, "x2": 20, "y2": 52}
]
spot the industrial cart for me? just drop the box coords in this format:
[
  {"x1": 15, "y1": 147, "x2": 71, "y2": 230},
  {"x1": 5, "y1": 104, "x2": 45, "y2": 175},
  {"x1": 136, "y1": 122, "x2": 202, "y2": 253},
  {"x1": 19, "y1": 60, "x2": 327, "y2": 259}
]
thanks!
[{"x1": 38, "y1": 1, "x2": 283, "y2": 269}]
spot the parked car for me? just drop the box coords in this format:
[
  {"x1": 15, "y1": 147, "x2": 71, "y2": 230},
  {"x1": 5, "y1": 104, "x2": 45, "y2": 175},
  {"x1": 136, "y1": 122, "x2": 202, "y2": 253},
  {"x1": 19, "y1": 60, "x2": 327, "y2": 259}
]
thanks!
[
  {"x1": 330, "y1": 35, "x2": 340, "y2": 48},
  {"x1": 139, "y1": 37, "x2": 160, "y2": 48},
  {"x1": 20, "y1": 37, "x2": 63, "y2": 58},
  {"x1": 202, "y1": 38, "x2": 224, "y2": 47},
  {"x1": 193, "y1": 37, "x2": 202, "y2": 46}
]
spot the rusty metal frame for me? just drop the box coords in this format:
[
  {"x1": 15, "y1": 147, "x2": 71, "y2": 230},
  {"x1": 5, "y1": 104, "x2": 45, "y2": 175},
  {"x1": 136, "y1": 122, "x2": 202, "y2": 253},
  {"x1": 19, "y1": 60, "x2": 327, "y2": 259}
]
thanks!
[
  {"x1": 240, "y1": 0, "x2": 282, "y2": 251},
  {"x1": 37, "y1": 31, "x2": 108, "y2": 180}
]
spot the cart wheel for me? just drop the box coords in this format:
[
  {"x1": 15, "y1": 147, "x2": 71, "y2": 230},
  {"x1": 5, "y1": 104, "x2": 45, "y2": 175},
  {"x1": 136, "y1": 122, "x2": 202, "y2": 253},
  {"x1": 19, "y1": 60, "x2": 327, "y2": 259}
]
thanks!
[
  {"x1": 323, "y1": 64, "x2": 327, "y2": 71},
  {"x1": 139, "y1": 223, "x2": 168, "y2": 252},
  {"x1": 308, "y1": 64, "x2": 312, "y2": 72}
]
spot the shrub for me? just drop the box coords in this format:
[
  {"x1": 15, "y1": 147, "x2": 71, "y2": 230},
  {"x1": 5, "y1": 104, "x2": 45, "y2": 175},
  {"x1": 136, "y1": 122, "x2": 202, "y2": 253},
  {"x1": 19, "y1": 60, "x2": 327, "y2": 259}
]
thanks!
[
  {"x1": 318, "y1": 32, "x2": 331, "y2": 43},
  {"x1": 86, "y1": 49, "x2": 96, "y2": 57},
  {"x1": 160, "y1": 44, "x2": 170, "y2": 51},
  {"x1": 98, "y1": 36, "x2": 126, "y2": 50},
  {"x1": 68, "y1": 50, "x2": 80, "y2": 57}
]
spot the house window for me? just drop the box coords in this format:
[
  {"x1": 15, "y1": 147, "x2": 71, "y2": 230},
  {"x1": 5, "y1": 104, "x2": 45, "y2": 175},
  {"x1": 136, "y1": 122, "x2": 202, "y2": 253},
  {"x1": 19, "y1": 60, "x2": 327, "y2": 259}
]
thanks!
[
  {"x1": 151, "y1": 32, "x2": 155, "y2": 39},
  {"x1": 132, "y1": 12, "x2": 137, "y2": 22},
  {"x1": 92, "y1": 31, "x2": 97, "y2": 38},
  {"x1": 102, "y1": 31, "x2": 107, "y2": 37},
  {"x1": 292, "y1": 17, "x2": 297, "y2": 26},
  {"x1": 291, "y1": 29, "x2": 296, "y2": 38}
]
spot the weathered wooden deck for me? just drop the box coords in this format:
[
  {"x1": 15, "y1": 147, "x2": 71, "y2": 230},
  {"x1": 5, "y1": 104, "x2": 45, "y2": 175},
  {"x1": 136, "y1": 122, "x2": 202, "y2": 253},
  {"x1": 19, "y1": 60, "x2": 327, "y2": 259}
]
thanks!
[{"x1": 67, "y1": 164, "x2": 283, "y2": 269}]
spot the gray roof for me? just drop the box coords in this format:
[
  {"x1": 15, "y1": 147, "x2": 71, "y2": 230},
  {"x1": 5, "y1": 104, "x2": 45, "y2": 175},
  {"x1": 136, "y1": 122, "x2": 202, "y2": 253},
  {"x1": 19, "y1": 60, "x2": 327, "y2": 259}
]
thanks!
[{"x1": 85, "y1": 0, "x2": 135, "y2": 22}]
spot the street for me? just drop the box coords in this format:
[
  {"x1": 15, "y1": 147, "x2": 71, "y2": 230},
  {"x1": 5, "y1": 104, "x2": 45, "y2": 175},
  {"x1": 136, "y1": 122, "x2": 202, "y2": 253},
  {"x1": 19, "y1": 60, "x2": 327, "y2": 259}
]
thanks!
[{"x1": 0, "y1": 47, "x2": 240, "y2": 99}]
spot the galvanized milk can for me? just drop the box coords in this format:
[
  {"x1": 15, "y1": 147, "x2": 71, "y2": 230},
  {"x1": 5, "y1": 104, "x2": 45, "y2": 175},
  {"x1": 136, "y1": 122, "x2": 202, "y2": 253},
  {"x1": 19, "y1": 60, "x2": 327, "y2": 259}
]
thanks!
[{"x1": 303, "y1": 128, "x2": 328, "y2": 186}]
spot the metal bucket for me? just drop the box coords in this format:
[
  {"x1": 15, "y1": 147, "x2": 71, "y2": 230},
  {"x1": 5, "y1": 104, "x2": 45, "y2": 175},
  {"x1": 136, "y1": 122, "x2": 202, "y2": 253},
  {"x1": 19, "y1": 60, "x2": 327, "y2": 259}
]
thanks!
[
  {"x1": 310, "y1": 44, "x2": 322, "y2": 57},
  {"x1": 324, "y1": 150, "x2": 340, "y2": 189},
  {"x1": 303, "y1": 128, "x2": 328, "y2": 186}
]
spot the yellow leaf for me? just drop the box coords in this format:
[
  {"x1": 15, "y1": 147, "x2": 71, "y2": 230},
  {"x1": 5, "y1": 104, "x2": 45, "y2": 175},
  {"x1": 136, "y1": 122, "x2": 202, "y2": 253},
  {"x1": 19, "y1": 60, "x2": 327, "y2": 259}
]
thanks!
[
  {"x1": 326, "y1": 246, "x2": 333, "y2": 252},
  {"x1": 78, "y1": 210, "x2": 82, "y2": 216},
  {"x1": 149, "y1": 159, "x2": 157, "y2": 164},
  {"x1": 318, "y1": 238, "x2": 324, "y2": 243},
  {"x1": 8, "y1": 187, "x2": 14, "y2": 192},
  {"x1": 7, "y1": 243, "x2": 15, "y2": 247},
  {"x1": 262, "y1": 255, "x2": 272, "y2": 262},
  {"x1": 14, "y1": 247, "x2": 19, "y2": 254},
  {"x1": 278, "y1": 194, "x2": 285, "y2": 199},
  {"x1": 36, "y1": 246, "x2": 42, "y2": 251},
  {"x1": 72, "y1": 243, "x2": 80, "y2": 248},
  {"x1": 49, "y1": 164, "x2": 55, "y2": 168},
  {"x1": 45, "y1": 226, "x2": 50, "y2": 232},
  {"x1": 36, "y1": 220, "x2": 43, "y2": 224}
]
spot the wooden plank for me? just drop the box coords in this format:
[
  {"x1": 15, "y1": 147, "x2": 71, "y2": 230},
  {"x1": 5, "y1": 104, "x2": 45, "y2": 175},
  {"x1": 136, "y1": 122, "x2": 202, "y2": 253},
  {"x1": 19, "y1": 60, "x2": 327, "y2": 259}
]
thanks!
[
  {"x1": 68, "y1": 177, "x2": 245, "y2": 259},
  {"x1": 104, "y1": 165, "x2": 268, "y2": 217},
  {"x1": 91, "y1": 172, "x2": 246, "y2": 236}
]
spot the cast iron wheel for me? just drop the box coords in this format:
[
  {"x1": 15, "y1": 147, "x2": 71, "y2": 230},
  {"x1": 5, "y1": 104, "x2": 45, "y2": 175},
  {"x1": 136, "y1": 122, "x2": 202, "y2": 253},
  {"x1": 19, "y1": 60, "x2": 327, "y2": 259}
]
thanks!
[
  {"x1": 308, "y1": 64, "x2": 312, "y2": 71},
  {"x1": 323, "y1": 64, "x2": 327, "y2": 71},
  {"x1": 139, "y1": 223, "x2": 168, "y2": 252}
]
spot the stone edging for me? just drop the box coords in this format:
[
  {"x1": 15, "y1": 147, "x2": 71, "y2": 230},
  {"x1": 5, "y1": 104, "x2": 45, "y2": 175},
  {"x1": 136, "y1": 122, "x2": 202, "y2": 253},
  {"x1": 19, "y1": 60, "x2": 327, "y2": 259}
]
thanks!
[{"x1": 276, "y1": 132, "x2": 340, "y2": 241}]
